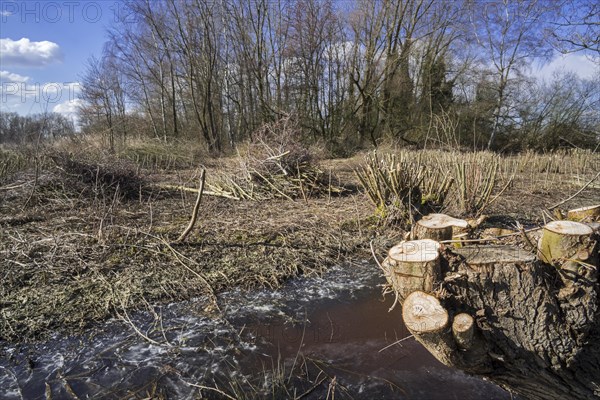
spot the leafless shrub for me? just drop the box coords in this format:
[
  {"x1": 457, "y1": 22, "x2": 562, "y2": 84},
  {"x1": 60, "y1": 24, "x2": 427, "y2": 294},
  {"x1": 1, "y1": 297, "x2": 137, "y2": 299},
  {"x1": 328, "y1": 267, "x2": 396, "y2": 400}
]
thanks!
[
  {"x1": 355, "y1": 151, "x2": 458, "y2": 225},
  {"x1": 355, "y1": 152, "x2": 424, "y2": 226},
  {"x1": 452, "y1": 152, "x2": 513, "y2": 216},
  {"x1": 50, "y1": 151, "x2": 144, "y2": 200}
]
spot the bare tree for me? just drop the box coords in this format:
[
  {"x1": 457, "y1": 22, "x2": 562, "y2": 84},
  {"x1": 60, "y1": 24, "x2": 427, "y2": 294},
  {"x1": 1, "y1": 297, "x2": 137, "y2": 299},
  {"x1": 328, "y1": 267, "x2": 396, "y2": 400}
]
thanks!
[
  {"x1": 550, "y1": 0, "x2": 600, "y2": 56},
  {"x1": 469, "y1": 0, "x2": 554, "y2": 149},
  {"x1": 77, "y1": 0, "x2": 598, "y2": 152},
  {"x1": 79, "y1": 54, "x2": 126, "y2": 151}
]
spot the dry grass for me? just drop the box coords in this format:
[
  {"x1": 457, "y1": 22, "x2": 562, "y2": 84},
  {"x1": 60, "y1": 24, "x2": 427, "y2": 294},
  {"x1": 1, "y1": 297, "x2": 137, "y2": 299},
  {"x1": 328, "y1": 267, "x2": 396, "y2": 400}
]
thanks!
[
  {"x1": 0, "y1": 147, "x2": 29, "y2": 183},
  {"x1": 1, "y1": 138, "x2": 599, "y2": 342},
  {"x1": 0, "y1": 157, "x2": 376, "y2": 342}
]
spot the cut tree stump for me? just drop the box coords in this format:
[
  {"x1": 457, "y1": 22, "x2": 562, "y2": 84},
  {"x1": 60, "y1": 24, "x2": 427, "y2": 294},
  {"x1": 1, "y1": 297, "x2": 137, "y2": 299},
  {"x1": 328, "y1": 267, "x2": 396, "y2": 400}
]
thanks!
[
  {"x1": 567, "y1": 205, "x2": 600, "y2": 222},
  {"x1": 385, "y1": 240, "x2": 600, "y2": 400},
  {"x1": 383, "y1": 239, "x2": 441, "y2": 300},
  {"x1": 537, "y1": 220, "x2": 596, "y2": 272},
  {"x1": 412, "y1": 213, "x2": 469, "y2": 241},
  {"x1": 538, "y1": 220, "x2": 598, "y2": 307},
  {"x1": 455, "y1": 244, "x2": 536, "y2": 275}
]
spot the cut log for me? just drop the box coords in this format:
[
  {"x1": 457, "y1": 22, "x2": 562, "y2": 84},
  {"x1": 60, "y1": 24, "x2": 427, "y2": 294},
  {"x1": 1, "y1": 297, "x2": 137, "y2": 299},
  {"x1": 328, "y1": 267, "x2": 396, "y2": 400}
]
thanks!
[
  {"x1": 413, "y1": 213, "x2": 469, "y2": 241},
  {"x1": 402, "y1": 290, "x2": 448, "y2": 334},
  {"x1": 567, "y1": 204, "x2": 600, "y2": 222},
  {"x1": 401, "y1": 291, "x2": 491, "y2": 371},
  {"x1": 383, "y1": 239, "x2": 441, "y2": 300},
  {"x1": 401, "y1": 291, "x2": 454, "y2": 366},
  {"x1": 452, "y1": 313, "x2": 474, "y2": 350}
]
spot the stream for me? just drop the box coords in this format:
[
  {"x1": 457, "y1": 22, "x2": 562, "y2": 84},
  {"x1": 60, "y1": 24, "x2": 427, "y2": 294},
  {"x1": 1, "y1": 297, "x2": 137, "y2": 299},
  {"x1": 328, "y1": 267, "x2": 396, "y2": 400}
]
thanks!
[{"x1": 0, "y1": 261, "x2": 513, "y2": 399}]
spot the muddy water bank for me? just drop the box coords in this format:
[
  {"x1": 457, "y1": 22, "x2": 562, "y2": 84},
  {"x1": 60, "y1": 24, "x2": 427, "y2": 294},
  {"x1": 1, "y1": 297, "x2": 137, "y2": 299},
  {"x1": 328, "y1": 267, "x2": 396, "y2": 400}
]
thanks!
[{"x1": 0, "y1": 262, "x2": 513, "y2": 399}]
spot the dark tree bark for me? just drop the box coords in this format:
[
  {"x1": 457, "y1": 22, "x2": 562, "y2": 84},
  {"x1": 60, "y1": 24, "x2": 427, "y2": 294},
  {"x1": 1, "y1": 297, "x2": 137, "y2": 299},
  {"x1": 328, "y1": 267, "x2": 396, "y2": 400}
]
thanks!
[{"x1": 383, "y1": 222, "x2": 600, "y2": 399}]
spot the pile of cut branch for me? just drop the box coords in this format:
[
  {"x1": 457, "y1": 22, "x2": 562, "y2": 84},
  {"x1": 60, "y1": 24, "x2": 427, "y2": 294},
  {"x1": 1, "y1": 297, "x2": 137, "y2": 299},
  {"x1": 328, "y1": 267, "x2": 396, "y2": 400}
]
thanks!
[
  {"x1": 208, "y1": 117, "x2": 343, "y2": 200},
  {"x1": 50, "y1": 151, "x2": 145, "y2": 200}
]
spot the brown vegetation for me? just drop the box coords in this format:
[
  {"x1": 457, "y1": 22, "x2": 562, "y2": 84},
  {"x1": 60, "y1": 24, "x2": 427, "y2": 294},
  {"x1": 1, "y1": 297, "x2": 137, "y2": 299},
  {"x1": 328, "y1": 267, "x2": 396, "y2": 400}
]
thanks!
[{"x1": 0, "y1": 137, "x2": 599, "y2": 343}]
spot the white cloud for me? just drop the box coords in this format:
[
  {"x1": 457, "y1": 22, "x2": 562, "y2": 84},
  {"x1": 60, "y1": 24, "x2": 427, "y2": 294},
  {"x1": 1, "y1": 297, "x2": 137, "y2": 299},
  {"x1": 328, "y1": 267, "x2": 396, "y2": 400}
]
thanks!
[
  {"x1": 0, "y1": 38, "x2": 64, "y2": 67},
  {"x1": 534, "y1": 53, "x2": 600, "y2": 81},
  {"x1": 1, "y1": 10, "x2": 13, "y2": 17},
  {"x1": 53, "y1": 99, "x2": 83, "y2": 129},
  {"x1": 0, "y1": 70, "x2": 29, "y2": 82},
  {"x1": 53, "y1": 98, "x2": 83, "y2": 116},
  {"x1": 1, "y1": 81, "x2": 80, "y2": 116}
]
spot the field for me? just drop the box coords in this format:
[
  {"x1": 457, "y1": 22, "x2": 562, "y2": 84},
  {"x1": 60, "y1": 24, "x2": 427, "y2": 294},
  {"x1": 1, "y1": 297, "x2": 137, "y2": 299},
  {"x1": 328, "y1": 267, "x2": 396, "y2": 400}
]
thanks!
[{"x1": 1, "y1": 137, "x2": 599, "y2": 343}]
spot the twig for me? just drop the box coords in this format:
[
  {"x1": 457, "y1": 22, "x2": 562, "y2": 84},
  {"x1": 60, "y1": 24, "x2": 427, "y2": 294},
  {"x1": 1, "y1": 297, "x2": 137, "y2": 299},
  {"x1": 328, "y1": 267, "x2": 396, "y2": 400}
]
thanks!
[
  {"x1": 370, "y1": 240, "x2": 386, "y2": 273},
  {"x1": 548, "y1": 170, "x2": 600, "y2": 210},
  {"x1": 158, "y1": 237, "x2": 220, "y2": 311},
  {"x1": 298, "y1": 376, "x2": 328, "y2": 399},
  {"x1": 176, "y1": 169, "x2": 205, "y2": 242},
  {"x1": 158, "y1": 183, "x2": 240, "y2": 200},
  {"x1": 61, "y1": 376, "x2": 81, "y2": 400},
  {"x1": 265, "y1": 150, "x2": 290, "y2": 161},
  {"x1": 439, "y1": 226, "x2": 543, "y2": 244},
  {"x1": 118, "y1": 306, "x2": 162, "y2": 346},
  {"x1": 516, "y1": 221, "x2": 537, "y2": 252},
  {"x1": 179, "y1": 378, "x2": 237, "y2": 400},
  {"x1": 288, "y1": 310, "x2": 308, "y2": 382},
  {"x1": 388, "y1": 290, "x2": 400, "y2": 312},
  {"x1": 371, "y1": 241, "x2": 402, "y2": 311},
  {"x1": 0, "y1": 182, "x2": 30, "y2": 190},
  {"x1": 378, "y1": 335, "x2": 415, "y2": 352},
  {"x1": 479, "y1": 172, "x2": 514, "y2": 216}
]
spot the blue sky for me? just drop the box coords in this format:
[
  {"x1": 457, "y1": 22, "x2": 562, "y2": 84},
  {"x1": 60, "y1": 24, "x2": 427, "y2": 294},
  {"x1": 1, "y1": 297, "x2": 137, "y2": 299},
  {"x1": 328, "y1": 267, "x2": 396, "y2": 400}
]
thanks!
[{"x1": 0, "y1": 0, "x2": 121, "y2": 119}]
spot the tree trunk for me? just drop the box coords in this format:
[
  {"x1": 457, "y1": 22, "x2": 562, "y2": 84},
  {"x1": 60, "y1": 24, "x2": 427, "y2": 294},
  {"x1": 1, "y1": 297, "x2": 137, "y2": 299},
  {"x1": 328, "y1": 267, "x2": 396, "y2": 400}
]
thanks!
[{"x1": 384, "y1": 223, "x2": 600, "y2": 399}]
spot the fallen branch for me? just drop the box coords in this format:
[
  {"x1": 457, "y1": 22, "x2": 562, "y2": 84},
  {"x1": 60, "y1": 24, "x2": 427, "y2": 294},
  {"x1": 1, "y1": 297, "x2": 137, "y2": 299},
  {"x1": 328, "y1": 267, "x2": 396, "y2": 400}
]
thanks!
[
  {"x1": 157, "y1": 183, "x2": 240, "y2": 200},
  {"x1": 176, "y1": 169, "x2": 205, "y2": 243},
  {"x1": 548, "y1": 170, "x2": 600, "y2": 210}
]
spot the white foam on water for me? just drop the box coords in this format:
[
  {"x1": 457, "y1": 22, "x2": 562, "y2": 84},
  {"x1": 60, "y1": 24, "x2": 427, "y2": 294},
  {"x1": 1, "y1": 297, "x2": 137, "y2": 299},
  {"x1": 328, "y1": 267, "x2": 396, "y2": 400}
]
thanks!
[{"x1": 0, "y1": 261, "x2": 444, "y2": 399}]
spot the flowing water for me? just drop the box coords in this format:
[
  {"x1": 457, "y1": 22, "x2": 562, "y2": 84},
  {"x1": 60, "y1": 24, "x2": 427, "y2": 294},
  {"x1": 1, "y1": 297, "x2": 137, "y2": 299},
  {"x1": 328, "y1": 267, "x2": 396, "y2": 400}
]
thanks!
[{"x1": 0, "y1": 261, "x2": 512, "y2": 399}]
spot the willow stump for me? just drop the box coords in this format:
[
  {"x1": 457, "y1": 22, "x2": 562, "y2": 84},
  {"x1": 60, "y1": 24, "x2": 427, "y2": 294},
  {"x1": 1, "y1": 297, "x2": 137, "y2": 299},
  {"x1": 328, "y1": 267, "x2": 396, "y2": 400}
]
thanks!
[
  {"x1": 382, "y1": 239, "x2": 441, "y2": 301},
  {"x1": 412, "y1": 213, "x2": 469, "y2": 242},
  {"x1": 386, "y1": 236, "x2": 600, "y2": 399},
  {"x1": 567, "y1": 205, "x2": 600, "y2": 222},
  {"x1": 452, "y1": 313, "x2": 475, "y2": 350}
]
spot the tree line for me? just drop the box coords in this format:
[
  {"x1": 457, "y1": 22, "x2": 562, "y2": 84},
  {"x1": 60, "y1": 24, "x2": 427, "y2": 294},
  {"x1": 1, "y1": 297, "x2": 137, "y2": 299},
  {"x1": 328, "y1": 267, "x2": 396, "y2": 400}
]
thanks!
[
  {"x1": 0, "y1": 112, "x2": 76, "y2": 145},
  {"x1": 79, "y1": 0, "x2": 600, "y2": 154}
]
